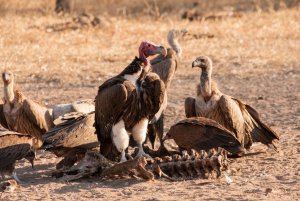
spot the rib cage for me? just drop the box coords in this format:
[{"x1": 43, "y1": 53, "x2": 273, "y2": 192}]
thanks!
[{"x1": 149, "y1": 150, "x2": 228, "y2": 180}]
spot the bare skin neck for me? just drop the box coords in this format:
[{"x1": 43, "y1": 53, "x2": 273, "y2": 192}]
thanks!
[
  {"x1": 200, "y1": 67, "x2": 212, "y2": 101},
  {"x1": 4, "y1": 82, "x2": 15, "y2": 103}
]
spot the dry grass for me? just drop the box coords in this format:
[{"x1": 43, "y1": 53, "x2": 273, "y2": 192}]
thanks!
[{"x1": 0, "y1": 6, "x2": 298, "y2": 104}]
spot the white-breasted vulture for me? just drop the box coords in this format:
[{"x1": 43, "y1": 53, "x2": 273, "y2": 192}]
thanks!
[
  {"x1": 95, "y1": 41, "x2": 167, "y2": 162},
  {"x1": 0, "y1": 125, "x2": 39, "y2": 183},
  {"x1": 42, "y1": 112, "x2": 98, "y2": 169},
  {"x1": 164, "y1": 117, "x2": 244, "y2": 154},
  {"x1": 185, "y1": 56, "x2": 279, "y2": 150},
  {"x1": 2, "y1": 71, "x2": 54, "y2": 148},
  {"x1": 147, "y1": 29, "x2": 188, "y2": 150}
]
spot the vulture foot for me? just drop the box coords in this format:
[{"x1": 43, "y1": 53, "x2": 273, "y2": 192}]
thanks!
[
  {"x1": 12, "y1": 171, "x2": 22, "y2": 184},
  {"x1": 120, "y1": 150, "x2": 127, "y2": 163}
]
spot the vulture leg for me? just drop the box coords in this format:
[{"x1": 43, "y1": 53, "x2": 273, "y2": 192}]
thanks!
[
  {"x1": 147, "y1": 123, "x2": 157, "y2": 149},
  {"x1": 12, "y1": 171, "x2": 22, "y2": 183},
  {"x1": 147, "y1": 113, "x2": 164, "y2": 150},
  {"x1": 112, "y1": 120, "x2": 129, "y2": 162},
  {"x1": 132, "y1": 119, "x2": 150, "y2": 158}
]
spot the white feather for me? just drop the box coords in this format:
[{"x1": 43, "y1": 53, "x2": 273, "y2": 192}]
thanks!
[
  {"x1": 112, "y1": 119, "x2": 129, "y2": 152},
  {"x1": 124, "y1": 70, "x2": 142, "y2": 86},
  {"x1": 131, "y1": 118, "x2": 148, "y2": 144}
]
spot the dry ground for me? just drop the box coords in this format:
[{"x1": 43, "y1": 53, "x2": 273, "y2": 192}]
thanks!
[{"x1": 0, "y1": 6, "x2": 299, "y2": 201}]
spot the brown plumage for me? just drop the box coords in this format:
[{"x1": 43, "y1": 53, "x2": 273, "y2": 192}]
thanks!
[
  {"x1": 148, "y1": 29, "x2": 187, "y2": 149},
  {"x1": 94, "y1": 41, "x2": 166, "y2": 161},
  {"x1": 185, "y1": 56, "x2": 279, "y2": 150},
  {"x1": 2, "y1": 71, "x2": 54, "y2": 147},
  {"x1": 0, "y1": 125, "x2": 38, "y2": 182},
  {"x1": 0, "y1": 104, "x2": 8, "y2": 129},
  {"x1": 42, "y1": 112, "x2": 98, "y2": 169},
  {"x1": 165, "y1": 117, "x2": 243, "y2": 154}
]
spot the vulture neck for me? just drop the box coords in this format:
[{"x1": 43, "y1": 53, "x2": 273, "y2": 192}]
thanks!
[
  {"x1": 4, "y1": 82, "x2": 15, "y2": 103},
  {"x1": 200, "y1": 68, "x2": 212, "y2": 101},
  {"x1": 168, "y1": 35, "x2": 182, "y2": 58},
  {"x1": 120, "y1": 57, "x2": 144, "y2": 86}
]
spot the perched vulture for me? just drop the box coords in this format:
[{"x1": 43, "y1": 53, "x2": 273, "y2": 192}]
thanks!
[
  {"x1": 0, "y1": 104, "x2": 8, "y2": 129},
  {"x1": 42, "y1": 112, "x2": 98, "y2": 169},
  {"x1": 148, "y1": 29, "x2": 188, "y2": 149},
  {"x1": 95, "y1": 41, "x2": 166, "y2": 162},
  {"x1": 164, "y1": 117, "x2": 244, "y2": 154},
  {"x1": 2, "y1": 71, "x2": 54, "y2": 147},
  {"x1": 0, "y1": 125, "x2": 38, "y2": 182},
  {"x1": 185, "y1": 56, "x2": 279, "y2": 149}
]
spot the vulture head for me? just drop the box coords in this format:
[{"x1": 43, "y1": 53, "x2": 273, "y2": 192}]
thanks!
[
  {"x1": 139, "y1": 41, "x2": 167, "y2": 70},
  {"x1": 2, "y1": 70, "x2": 14, "y2": 85},
  {"x1": 192, "y1": 56, "x2": 213, "y2": 70},
  {"x1": 24, "y1": 149, "x2": 36, "y2": 168}
]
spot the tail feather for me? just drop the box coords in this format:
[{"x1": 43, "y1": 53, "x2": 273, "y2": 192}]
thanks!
[{"x1": 245, "y1": 104, "x2": 279, "y2": 150}]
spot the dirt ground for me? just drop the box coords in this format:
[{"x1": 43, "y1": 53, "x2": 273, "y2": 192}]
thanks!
[{"x1": 0, "y1": 6, "x2": 299, "y2": 201}]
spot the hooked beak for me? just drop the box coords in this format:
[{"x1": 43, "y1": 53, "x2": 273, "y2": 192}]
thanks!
[
  {"x1": 3, "y1": 73, "x2": 10, "y2": 82},
  {"x1": 149, "y1": 46, "x2": 167, "y2": 57},
  {"x1": 192, "y1": 59, "x2": 201, "y2": 68}
]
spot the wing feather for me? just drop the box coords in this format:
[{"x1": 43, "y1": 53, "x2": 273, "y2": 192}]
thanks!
[
  {"x1": 42, "y1": 112, "x2": 98, "y2": 150},
  {"x1": 0, "y1": 104, "x2": 8, "y2": 129},
  {"x1": 22, "y1": 99, "x2": 54, "y2": 133},
  {"x1": 217, "y1": 95, "x2": 245, "y2": 143},
  {"x1": 185, "y1": 97, "x2": 196, "y2": 118}
]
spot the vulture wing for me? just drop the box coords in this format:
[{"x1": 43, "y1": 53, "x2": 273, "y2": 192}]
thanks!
[
  {"x1": 150, "y1": 49, "x2": 178, "y2": 89},
  {"x1": 95, "y1": 78, "x2": 135, "y2": 143},
  {"x1": 146, "y1": 74, "x2": 166, "y2": 121},
  {"x1": 170, "y1": 117, "x2": 243, "y2": 154},
  {"x1": 22, "y1": 99, "x2": 54, "y2": 134},
  {"x1": 0, "y1": 126, "x2": 33, "y2": 169},
  {"x1": 42, "y1": 112, "x2": 98, "y2": 150},
  {"x1": 233, "y1": 98, "x2": 279, "y2": 150},
  {"x1": 217, "y1": 95, "x2": 245, "y2": 144},
  {"x1": 184, "y1": 97, "x2": 196, "y2": 118},
  {"x1": 0, "y1": 104, "x2": 8, "y2": 129}
]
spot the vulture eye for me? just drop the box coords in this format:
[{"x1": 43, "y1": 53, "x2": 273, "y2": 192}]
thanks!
[{"x1": 147, "y1": 44, "x2": 151, "y2": 47}]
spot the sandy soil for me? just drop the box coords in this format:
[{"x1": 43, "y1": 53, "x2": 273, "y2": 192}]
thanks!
[{"x1": 0, "y1": 7, "x2": 299, "y2": 201}]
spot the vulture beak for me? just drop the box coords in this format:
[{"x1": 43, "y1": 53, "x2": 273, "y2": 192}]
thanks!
[
  {"x1": 192, "y1": 59, "x2": 201, "y2": 68},
  {"x1": 3, "y1": 73, "x2": 10, "y2": 82},
  {"x1": 152, "y1": 46, "x2": 167, "y2": 57}
]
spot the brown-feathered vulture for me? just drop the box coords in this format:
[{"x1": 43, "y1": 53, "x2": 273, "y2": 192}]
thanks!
[
  {"x1": 42, "y1": 112, "x2": 98, "y2": 169},
  {"x1": 0, "y1": 125, "x2": 38, "y2": 183},
  {"x1": 95, "y1": 41, "x2": 166, "y2": 162},
  {"x1": 2, "y1": 71, "x2": 54, "y2": 147},
  {"x1": 147, "y1": 29, "x2": 188, "y2": 150},
  {"x1": 185, "y1": 56, "x2": 279, "y2": 150},
  {"x1": 164, "y1": 117, "x2": 244, "y2": 154}
]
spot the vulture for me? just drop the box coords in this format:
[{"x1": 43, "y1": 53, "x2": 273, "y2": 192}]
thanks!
[
  {"x1": 42, "y1": 112, "x2": 98, "y2": 169},
  {"x1": 147, "y1": 29, "x2": 188, "y2": 150},
  {"x1": 2, "y1": 71, "x2": 54, "y2": 147},
  {"x1": 0, "y1": 125, "x2": 38, "y2": 182},
  {"x1": 95, "y1": 41, "x2": 166, "y2": 162},
  {"x1": 185, "y1": 56, "x2": 279, "y2": 150},
  {"x1": 164, "y1": 117, "x2": 244, "y2": 154}
]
